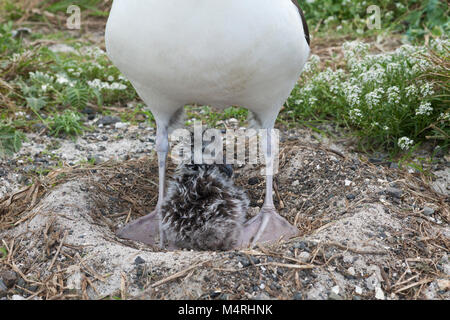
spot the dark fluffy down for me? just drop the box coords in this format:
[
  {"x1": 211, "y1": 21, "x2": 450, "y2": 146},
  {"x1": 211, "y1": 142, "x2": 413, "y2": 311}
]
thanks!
[{"x1": 161, "y1": 164, "x2": 249, "y2": 251}]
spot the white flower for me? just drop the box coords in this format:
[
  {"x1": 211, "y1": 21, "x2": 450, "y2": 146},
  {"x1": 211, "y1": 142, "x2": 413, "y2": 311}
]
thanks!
[
  {"x1": 359, "y1": 67, "x2": 385, "y2": 84},
  {"x1": 405, "y1": 85, "x2": 417, "y2": 98},
  {"x1": 349, "y1": 108, "x2": 363, "y2": 123},
  {"x1": 107, "y1": 75, "x2": 115, "y2": 82},
  {"x1": 87, "y1": 79, "x2": 127, "y2": 91},
  {"x1": 415, "y1": 102, "x2": 433, "y2": 116},
  {"x1": 109, "y1": 82, "x2": 127, "y2": 90},
  {"x1": 398, "y1": 137, "x2": 414, "y2": 150},
  {"x1": 56, "y1": 74, "x2": 70, "y2": 85},
  {"x1": 343, "y1": 83, "x2": 362, "y2": 107},
  {"x1": 303, "y1": 54, "x2": 320, "y2": 73},
  {"x1": 419, "y1": 83, "x2": 434, "y2": 97},
  {"x1": 308, "y1": 96, "x2": 318, "y2": 105},
  {"x1": 438, "y1": 112, "x2": 449, "y2": 121},
  {"x1": 387, "y1": 86, "x2": 400, "y2": 104},
  {"x1": 365, "y1": 88, "x2": 384, "y2": 109}
]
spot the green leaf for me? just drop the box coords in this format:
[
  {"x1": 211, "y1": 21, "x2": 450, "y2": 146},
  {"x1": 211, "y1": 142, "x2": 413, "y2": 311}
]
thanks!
[
  {"x1": 0, "y1": 124, "x2": 26, "y2": 157},
  {"x1": 64, "y1": 86, "x2": 89, "y2": 109},
  {"x1": 26, "y1": 96, "x2": 47, "y2": 111}
]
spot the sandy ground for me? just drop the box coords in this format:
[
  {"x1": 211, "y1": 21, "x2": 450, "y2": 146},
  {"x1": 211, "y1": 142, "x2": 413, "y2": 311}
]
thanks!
[{"x1": 1, "y1": 127, "x2": 448, "y2": 300}]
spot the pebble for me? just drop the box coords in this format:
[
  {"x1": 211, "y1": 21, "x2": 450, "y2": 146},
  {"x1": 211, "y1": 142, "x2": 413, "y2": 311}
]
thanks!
[
  {"x1": 114, "y1": 122, "x2": 129, "y2": 130},
  {"x1": 346, "y1": 193, "x2": 356, "y2": 200},
  {"x1": 385, "y1": 187, "x2": 403, "y2": 199},
  {"x1": 134, "y1": 256, "x2": 146, "y2": 265},
  {"x1": 331, "y1": 285, "x2": 340, "y2": 295},
  {"x1": 97, "y1": 116, "x2": 121, "y2": 126},
  {"x1": 293, "y1": 241, "x2": 309, "y2": 251},
  {"x1": 354, "y1": 285, "x2": 363, "y2": 295},
  {"x1": 0, "y1": 271, "x2": 17, "y2": 288},
  {"x1": 375, "y1": 287, "x2": 385, "y2": 300},
  {"x1": 248, "y1": 177, "x2": 259, "y2": 185},
  {"x1": 347, "y1": 267, "x2": 356, "y2": 276},
  {"x1": 253, "y1": 293, "x2": 271, "y2": 300},
  {"x1": 298, "y1": 252, "x2": 311, "y2": 263},
  {"x1": 328, "y1": 292, "x2": 343, "y2": 300},
  {"x1": 293, "y1": 292, "x2": 302, "y2": 300},
  {"x1": 366, "y1": 273, "x2": 379, "y2": 291},
  {"x1": 344, "y1": 179, "x2": 352, "y2": 186},
  {"x1": 422, "y1": 206, "x2": 435, "y2": 216},
  {"x1": 292, "y1": 180, "x2": 300, "y2": 186}
]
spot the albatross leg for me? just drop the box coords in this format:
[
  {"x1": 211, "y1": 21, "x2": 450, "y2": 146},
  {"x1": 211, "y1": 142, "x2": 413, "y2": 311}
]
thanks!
[
  {"x1": 238, "y1": 127, "x2": 299, "y2": 248},
  {"x1": 116, "y1": 124, "x2": 169, "y2": 247}
]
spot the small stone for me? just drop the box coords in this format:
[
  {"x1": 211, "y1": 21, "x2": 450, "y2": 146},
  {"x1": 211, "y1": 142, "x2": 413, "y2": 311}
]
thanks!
[
  {"x1": 328, "y1": 292, "x2": 343, "y2": 300},
  {"x1": 253, "y1": 293, "x2": 271, "y2": 300},
  {"x1": 298, "y1": 252, "x2": 311, "y2": 263},
  {"x1": 346, "y1": 194, "x2": 356, "y2": 200},
  {"x1": 354, "y1": 286, "x2": 363, "y2": 295},
  {"x1": 81, "y1": 106, "x2": 96, "y2": 115},
  {"x1": 134, "y1": 256, "x2": 146, "y2": 265},
  {"x1": 248, "y1": 177, "x2": 259, "y2": 185},
  {"x1": 97, "y1": 116, "x2": 121, "y2": 126},
  {"x1": 114, "y1": 122, "x2": 128, "y2": 130},
  {"x1": 344, "y1": 179, "x2": 352, "y2": 186},
  {"x1": 347, "y1": 267, "x2": 356, "y2": 276},
  {"x1": 375, "y1": 287, "x2": 385, "y2": 300},
  {"x1": 366, "y1": 273, "x2": 379, "y2": 291},
  {"x1": 331, "y1": 285, "x2": 340, "y2": 295},
  {"x1": 422, "y1": 206, "x2": 435, "y2": 216},
  {"x1": 293, "y1": 241, "x2": 309, "y2": 251},
  {"x1": 386, "y1": 187, "x2": 403, "y2": 199},
  {"x1": 238, "y1": 256, "x2": 251, "y2": 267},
  {"x1": 292, "y1": 180, "x2": 300, "y2": 187},
  {"x1": 1, "y1": 271, "x2": 17, "y2": 288},
  {"x1": 293, "y1": 292, "x2": 302, "y2": 300}
]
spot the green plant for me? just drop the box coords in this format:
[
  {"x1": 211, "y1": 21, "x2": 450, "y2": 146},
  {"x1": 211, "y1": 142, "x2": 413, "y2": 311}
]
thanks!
[
  {"x1": 48, "y1": 109, "x2": 85, "y2": 137},
  {"x1": 0, "y1": 246, "x2": 7, "y2": 259},
  {"x1": 0, "y1": 123, "x2": 26, "y2": 157},
  {"x1": 285, "y1": 39, "x2": 449, "y2": 154},
  {"x1": 300, "y1": 0, "x2": 449, "y2": 40}
]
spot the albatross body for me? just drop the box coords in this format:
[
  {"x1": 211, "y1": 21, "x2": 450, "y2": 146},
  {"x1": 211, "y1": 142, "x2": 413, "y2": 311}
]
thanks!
[{"x1": 106, "y1": 0, "x2": 310, "y2": 248}]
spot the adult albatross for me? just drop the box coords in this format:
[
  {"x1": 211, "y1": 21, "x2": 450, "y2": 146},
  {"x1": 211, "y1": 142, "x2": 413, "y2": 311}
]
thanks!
[{"x1": 105, "y1": 0, "x2": 310, "y2": 248}]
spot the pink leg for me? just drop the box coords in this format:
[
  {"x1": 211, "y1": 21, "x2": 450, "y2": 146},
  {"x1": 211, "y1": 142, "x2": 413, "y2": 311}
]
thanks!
[
  {"x1": 238, "y1": 127, "x2": 299, "y2": 248},
  {"x1": 116, "y1": 124, "x2": 169, "y2": 247}
]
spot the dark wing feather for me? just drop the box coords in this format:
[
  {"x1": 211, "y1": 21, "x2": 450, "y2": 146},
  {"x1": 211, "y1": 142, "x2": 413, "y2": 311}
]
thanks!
[{"x1": 291, "y1": 0, "x2": 310, "y2": 46}]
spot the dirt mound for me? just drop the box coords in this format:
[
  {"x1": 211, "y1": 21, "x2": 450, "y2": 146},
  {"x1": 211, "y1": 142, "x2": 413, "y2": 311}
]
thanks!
[{"x1": 0, "y1": 142, "x2": 448, "y2": 300}]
